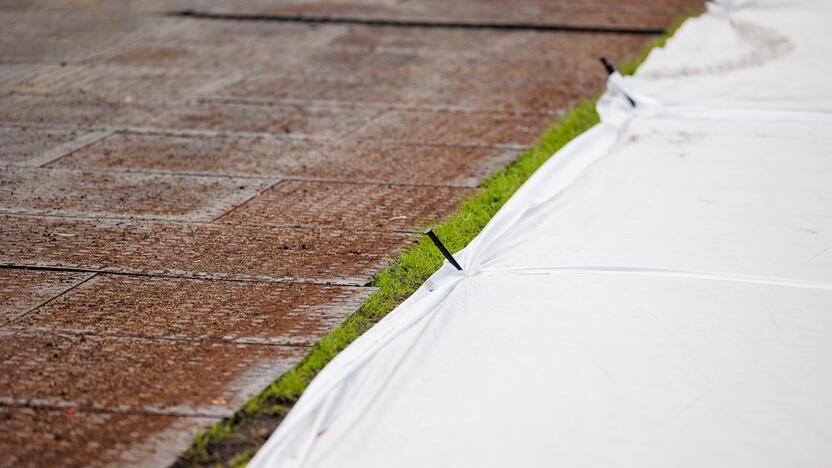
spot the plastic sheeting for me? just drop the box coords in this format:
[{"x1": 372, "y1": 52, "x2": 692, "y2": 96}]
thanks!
[{"x1": 250, "y1": 1, "x2": 832, "y2": 466}]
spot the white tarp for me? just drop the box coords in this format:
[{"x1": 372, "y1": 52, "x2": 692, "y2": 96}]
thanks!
[{"x1": 250, "y1": 1, "x2": 832, "y2": 466}]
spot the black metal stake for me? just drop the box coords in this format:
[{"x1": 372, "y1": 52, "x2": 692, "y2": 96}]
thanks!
[
  {"x1": 424, "y1": 227, "x2": 463, "y2": 271},
  {"x1": 599, "y1": 56, "x2": 636, "y2": 107},
  {"x1": 600, "y1": 56, "x2": 616, "y2": 75}
]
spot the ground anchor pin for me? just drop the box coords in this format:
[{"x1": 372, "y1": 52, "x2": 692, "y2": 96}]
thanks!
[
  {"x1": 424, "y1": 227, "x2": 463, "y2": 271},
  {"x1": 599, "y1": 56, "x2": 636, "y2": 107}
]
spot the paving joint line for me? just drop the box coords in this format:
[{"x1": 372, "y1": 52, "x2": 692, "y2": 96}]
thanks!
[
  {"x1": 16, "y1": 62, "x2": 600, "y2": 92},
  {"x1": 0, "y1": 264, "x2": 384, "y2": 288},
  {"x1": 319, "y1": 43, "x2": 634, "y2": 62},
  {"x1": 358, "y1": 138, "x2": 527, "y2": 150},
  {"x1": 193, "y1": 95, "x2": 560, "y2": 117},
  {"x1": 210, "y1": 220, "x2": 423, "y2": 235},
  {"x1": 30, "y1": 163, "x2": 282, "y2": 181},
  {"x1": 2, "y1": 162, "x2": 480, "y2": 188},
  {"x1": 1, "y1": 326, "x2": 318, "y2": 349},
  {"x1": 0, "y1": 400, "x2": 225, "y2": 420},
  {"x1": 35, "y1": 130, "x2": 114, "y2": 167},
  {"x1": 118, "y1": 126, "x2": 527, "y2": 149},
  {"x1": 0, "y1": 209, "x2": 228, "y2": 225},
  {"x1": 7, "y1": 89, "x2": 559, "y2": 116},
  {"x1": 209, "y1": 178, "x2": 285, "y2": 223},
  {"x1": 169, "y1": 10, "x2": 666, "y2": 35},
  {"x1": 194, "y1": 94, "x2": 558, "y2": 116},
  {"x1": 0, "y1": 211, "x2": 422, "y2": 234},
  {"x1": 278, "y1": 176, "x2": 478, "y2": 189},
  {"x1": 0, "y1": 40, "x2": 616, "y2": 66},
  {"x1": 0, "y1": 272, "x2": 97, "y2": 327},
  {"x1": 0, "y1": 122, "x2": 529, "y2": 150}
]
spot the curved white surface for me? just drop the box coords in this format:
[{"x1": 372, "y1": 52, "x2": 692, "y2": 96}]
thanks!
[{"x1": 250, "y1": 1, "x2": 832, "y2": 466}]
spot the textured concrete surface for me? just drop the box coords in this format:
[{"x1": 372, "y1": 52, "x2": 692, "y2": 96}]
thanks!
[{"x1": 0, "y1": 0, "x2": 700, "y2": 466}]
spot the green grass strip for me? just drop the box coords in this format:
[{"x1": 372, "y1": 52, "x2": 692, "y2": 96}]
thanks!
[{"x1": 176, "y1": 14, "x2": 697, "y2": 467}]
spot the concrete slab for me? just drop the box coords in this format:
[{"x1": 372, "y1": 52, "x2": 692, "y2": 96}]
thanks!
[
  {"x1": 0, "y1": 215, "x2": 410, "y2": 284},
  {"x1": 253, "y1": 45, "x2": 635, "y2": 81},
  {"x1": 0, "y1": 94, "x2": 156, "y2": 129},
  {"x1": 11, "y1": 64, "x2": 243, "y2": 98},
  {"x1": 354, "y1": 108, "x2": 549, "y2": 147},
  {"x1": 131, "y1": 17, "x2": 346, "y2": 47},
  {"x1": 222, "y1": 74, "x2": 590, "y2": 113},
  {"x1": 0, "y1": 331, "x2": 304, "y2": 414},
  {"x1": 219, "y1": 180, "x2": 472, "y2": 231},
  {"x1": 93, "y1": 24, "x2": 650, "y2": 81},
  {"x1": 0, "y1": 95, "x2": 381, "y2": 137},
  {"x1": 0, "y1": 9, "x2": 139, "y2": 42},
  {"x1": 53, "y1": 133, "x2": 517, "y2": 186},
  {"x1": 86, "y1": 24, "x2": 649, "y2": 86},
  {"x1": 149, "y1": 100, "x2": 382, "y2": 137},
  {"x1": 99, "y1": 41, "x2": 300, "y2": 71},
  {"x1": 12, "y1": 274, "x2": 372, "y2": 345},
  {"x1": 0, "y1": 406, "x2": 218, "y2": 468},
  {"x1": 324, "y1": 27, "x2": 649, "y2": 57},
  {"x1": 0, "y1": 38, "x2": 116, "y2": 64},
  {"x1": 0, "y1": 166, "x2": 274, "y2": 221}
]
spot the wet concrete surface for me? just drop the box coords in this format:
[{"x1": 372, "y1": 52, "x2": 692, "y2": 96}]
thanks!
[{"x1": 0, "y1": 0, "x2": 700, "y2": 465}]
